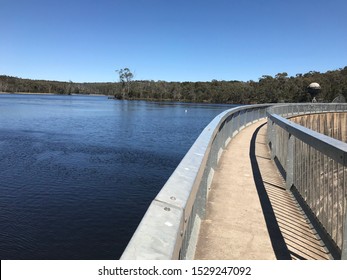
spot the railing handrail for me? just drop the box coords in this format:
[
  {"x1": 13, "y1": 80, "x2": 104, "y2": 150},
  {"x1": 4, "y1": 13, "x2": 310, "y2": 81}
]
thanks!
[
  {"x1": 268, "y1": 103, "x2": 347, "y2": 115},
  {"x1": 121, "y1": 104, "x2": 271, "y2": 259},
  {"x1": 267, "y1": 113, "x2": 347, "y2": 165},
  {"x1": 267, "y1": 103, "x2": 347, "y2": 259}
]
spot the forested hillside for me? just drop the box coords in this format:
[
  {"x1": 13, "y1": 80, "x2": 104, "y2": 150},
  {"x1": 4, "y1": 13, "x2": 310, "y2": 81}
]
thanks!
[{"x1": 1, "y1": 67, "x2": 346, "y2": 104}]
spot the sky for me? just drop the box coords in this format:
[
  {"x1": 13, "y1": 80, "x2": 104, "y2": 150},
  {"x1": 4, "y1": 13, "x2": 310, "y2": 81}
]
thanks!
[{"x1": 1, "y1": 0, "x2": 347, "y2": 83}]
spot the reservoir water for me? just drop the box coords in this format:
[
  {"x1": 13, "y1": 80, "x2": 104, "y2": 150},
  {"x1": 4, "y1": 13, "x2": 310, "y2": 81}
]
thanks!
[{"x1": 0, "y1": 94, "x2": 234, "y2": 259}]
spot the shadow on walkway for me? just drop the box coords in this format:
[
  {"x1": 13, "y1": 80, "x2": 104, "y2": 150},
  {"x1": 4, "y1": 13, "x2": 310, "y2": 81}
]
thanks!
[
  {"x1": 194, "y1": 121, "x2": 332, "y2": 260},
  {"x1": 250, "y1": 124, "x2": 332, "y2": 260},
  {"x1": 249, "y1": 124, "x2": 291, "y2": 260}
]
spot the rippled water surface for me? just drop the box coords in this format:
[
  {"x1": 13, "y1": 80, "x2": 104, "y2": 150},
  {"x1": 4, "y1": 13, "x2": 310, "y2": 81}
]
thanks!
[{"x1": 0, "y1": 94, "x2": 234, "y2": 259}]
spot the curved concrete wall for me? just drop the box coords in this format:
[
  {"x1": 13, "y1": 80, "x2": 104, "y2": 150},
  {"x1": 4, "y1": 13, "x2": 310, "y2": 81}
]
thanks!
[
  {"x1": 290, "y1": 113, "x2": 347, "y2": 143},
  {"x1": 121, "y1": 103, "x2": 347, "y2": 260},
  {"x1": 121, "y1": 104, "x2": 271, "y2": 259}
]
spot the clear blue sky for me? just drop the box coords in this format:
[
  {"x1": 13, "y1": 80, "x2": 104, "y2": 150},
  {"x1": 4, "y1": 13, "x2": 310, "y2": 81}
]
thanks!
[{"x1": 1, "y1": 0, "x2": 346, "y2": 82}]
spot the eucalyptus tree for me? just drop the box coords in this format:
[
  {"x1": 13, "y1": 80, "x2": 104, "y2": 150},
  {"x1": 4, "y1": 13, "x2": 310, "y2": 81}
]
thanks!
[{"x1": 115, "y1": 68, "x2": 134, "y2": 99}]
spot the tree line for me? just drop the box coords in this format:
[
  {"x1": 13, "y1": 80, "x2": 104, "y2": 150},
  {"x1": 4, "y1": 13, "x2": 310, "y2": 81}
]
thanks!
[{"x1": 1, "y1": 67, "x2": 346, "y2": 104}]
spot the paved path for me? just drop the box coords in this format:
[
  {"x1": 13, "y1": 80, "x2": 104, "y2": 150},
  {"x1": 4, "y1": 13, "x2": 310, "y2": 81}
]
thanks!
[{"x1": 194, "y1": 120, "x2": 332, "y2": 260}]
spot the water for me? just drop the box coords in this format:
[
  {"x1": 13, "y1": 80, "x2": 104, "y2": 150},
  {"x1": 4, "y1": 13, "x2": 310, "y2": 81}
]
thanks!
[{"x1": 0, "y1": 94, "x2": 235, "y2": 259}]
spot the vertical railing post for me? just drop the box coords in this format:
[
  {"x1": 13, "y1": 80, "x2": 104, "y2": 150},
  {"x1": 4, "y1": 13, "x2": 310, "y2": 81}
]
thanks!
[
  {"x1": 286, "y1": 133, "x2": 294, "y2": 190},
  {"x1": 342, "y1": 211, "x2": 347, "y2": 259},
  {"x1": 270, "y1": 120, "x2": 276, "y2": 160},
  {"x1": 342, "y1": 149, "x2": 347, "y2": 260}
]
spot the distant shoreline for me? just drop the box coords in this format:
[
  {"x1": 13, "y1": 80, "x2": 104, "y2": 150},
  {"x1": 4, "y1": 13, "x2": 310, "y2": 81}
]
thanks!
[
  {"x1": 2, "y1": 67, "x2": 347, "y2": 103},
  {"x1": 0, "y1": 91, "x2": 55, "y2": 95},
  {"x1": 0, "y1": 92, "x2": 107, "y2": 97},
  {"x1": 0, "y1": 91, "x2": 227, "y2": 104}
]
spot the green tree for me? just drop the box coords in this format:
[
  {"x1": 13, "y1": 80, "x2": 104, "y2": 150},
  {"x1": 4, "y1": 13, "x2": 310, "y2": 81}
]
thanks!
[{"x1": 115, "y1": 68, "x2": 134, "y2": 99}]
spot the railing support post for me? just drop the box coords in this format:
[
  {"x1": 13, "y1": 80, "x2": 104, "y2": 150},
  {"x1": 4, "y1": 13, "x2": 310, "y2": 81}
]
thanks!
[
  {"x1": 286, "y1": 133, "x2": 294, "y2": 190},
  {"x1": 269, "y1": 121, "x2": 276, "y2": 160},
  {"x1": 342, "y1": 211, "x2": 347, "y2": 259}
]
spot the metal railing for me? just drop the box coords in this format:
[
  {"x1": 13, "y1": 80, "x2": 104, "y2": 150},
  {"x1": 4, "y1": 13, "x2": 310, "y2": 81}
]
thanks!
[
  {"x1": 121, "y1": 104, "x2": 271, "y2": 259},
  {"x1": 267, "y1": 103, "x2": 347, "y2": 259},
  {"x1": 121, "y1": 102, "x2": 347, "y2": 260}
]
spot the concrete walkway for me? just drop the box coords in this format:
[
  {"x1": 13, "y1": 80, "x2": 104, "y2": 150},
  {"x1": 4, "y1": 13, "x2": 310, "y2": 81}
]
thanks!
[{"x1": 194, "y1": 120, "x2": 332, "y2": 260}]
